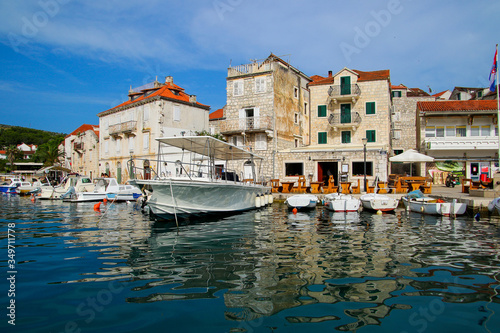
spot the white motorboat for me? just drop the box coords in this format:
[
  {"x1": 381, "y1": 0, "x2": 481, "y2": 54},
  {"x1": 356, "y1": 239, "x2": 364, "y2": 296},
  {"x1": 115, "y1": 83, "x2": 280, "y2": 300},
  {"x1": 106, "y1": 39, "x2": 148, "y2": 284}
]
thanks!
[
  {"x1": 402, "y1": 196, "x2": 467, "y2": 216},
  {"x1": 360, "y1": 193, "x2": 399, "y2": 213},
  {"x1": 285, "y1": 194, "x2": 318, "y2": 210},
  {"x1": 488, "y1": 197, "x2": 500, "y2": 215},
  {"x1": 323, "y1": 193, "x2": 361, "y2": 212},
  {"x1": 38, "y1": 174, "x2": 94, "y2": 199},
  {"x1": 129, "y1": 136, "x2": 271, "y2": 220},
  {"x1": 63, "y1": 177, "x2": 143, "y2": 202},
  {"x1": 17, "y1": 180, "x2": 43, "y2": 195},
  {"x1": 0, "y1": 178, "x2": 22, "y2": 194}
]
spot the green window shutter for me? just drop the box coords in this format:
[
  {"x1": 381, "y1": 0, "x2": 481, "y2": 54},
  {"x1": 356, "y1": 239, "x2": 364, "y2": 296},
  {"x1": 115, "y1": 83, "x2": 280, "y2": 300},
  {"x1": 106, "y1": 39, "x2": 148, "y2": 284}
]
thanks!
[
  {"x1": 340, "y1": 104, "x2": 351, "y2": 123},
  {"x1": 341, "y1": 131, "x2": 351, "y2": 143},
  {"x1": 318, "y1": 105, "x2": 326, "y2": 117},
  {"x1": 366, "y1": 130, "x2": 376, "y2": 142},
  {"x1": 366, "y1": 102, "x2": 375, "y2": 115},
  {"x1": 318, "y1": 132, "x2": 327, "y2": 144},
  {"x1": 340, "y1": 76, "x2": 351, "y2": 95}
]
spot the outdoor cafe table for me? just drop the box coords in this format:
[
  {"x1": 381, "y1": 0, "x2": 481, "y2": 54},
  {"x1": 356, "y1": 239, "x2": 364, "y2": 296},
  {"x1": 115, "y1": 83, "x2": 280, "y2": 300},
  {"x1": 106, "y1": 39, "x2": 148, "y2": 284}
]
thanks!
[
  {"x1": 377, "y1": 182, "x2": 389, "y2": 194},
  {"x1": 340, "y1": 182, "x2": 351, "y2": 194},
  {"x1": 406, "y1": 180, "x2": 425, "y2": 191},
  {"x1": 281, "y1": 181, "x2": 296, "y2": 193},
  {"x1": 310, "y1": 181, "x2": 324, "y2": 194}
]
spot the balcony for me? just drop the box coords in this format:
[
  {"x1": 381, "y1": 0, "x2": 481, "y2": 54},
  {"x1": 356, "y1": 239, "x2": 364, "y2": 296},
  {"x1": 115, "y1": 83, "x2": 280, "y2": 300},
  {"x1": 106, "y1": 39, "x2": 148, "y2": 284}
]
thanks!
[
  {"x1": 73, "y1": 142, "x2": 84, "y2": 154},
  {"x1": 109, "y1": 121, "x2": 137, "y2": 136},
  {"x1": 424, "y1": 137, "x2": 499, "y2": 150},
  {"x1": 219, "y1": 116, "x2": 273, "y2": 134},
  {"x1": 228, "y1": 60, "x2": 272, "y2": 77},
  {"x1": 328, "y1": 112, "x2": 362, "y2": 131},
  {"x1": 328, "y1": 84, "x2": 361, "y2": 104}
]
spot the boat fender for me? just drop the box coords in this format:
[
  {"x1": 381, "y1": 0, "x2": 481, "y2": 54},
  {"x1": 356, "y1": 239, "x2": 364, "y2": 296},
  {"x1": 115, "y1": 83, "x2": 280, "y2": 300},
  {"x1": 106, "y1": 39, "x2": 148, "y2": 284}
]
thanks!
[
  {"x1": 376, "y1": 210, "x2": 382, "y2": 215},
  {"x1": 420, "y1": 206, "x2": 425, "y2": 212},
  {"x1": 255, "y1": 195, "x2": 261, "y2": 208},
  {"x1": 94, "y1": 202, "x2": 101, "y2": 212},
  {"x1": 437, "y1": 199, "x2": 445, "y2": 203},
  {"x1": 292, "y1": 208, "x2": 298, "y2": 214},
  {"x1": 268, "y1": 193, "x2": 273, "y2": 204}
]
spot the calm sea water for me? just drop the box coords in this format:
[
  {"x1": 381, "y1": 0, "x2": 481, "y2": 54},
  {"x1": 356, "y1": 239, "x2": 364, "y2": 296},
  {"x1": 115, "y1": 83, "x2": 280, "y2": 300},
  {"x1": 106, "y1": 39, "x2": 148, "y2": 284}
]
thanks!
[{"x1": 1, "y1": 195, "x2": 499, "y2": 333}]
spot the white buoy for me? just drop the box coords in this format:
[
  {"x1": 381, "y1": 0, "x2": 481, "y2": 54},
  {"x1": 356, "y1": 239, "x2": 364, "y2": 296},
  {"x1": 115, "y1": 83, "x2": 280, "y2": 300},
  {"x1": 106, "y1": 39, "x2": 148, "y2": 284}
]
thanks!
[
  {"x1": 268, "y1": 192, "x2": 273, "y2": 204},
  {"x1": 377, "y1": 210, "x2": 383, "y2": 215}
]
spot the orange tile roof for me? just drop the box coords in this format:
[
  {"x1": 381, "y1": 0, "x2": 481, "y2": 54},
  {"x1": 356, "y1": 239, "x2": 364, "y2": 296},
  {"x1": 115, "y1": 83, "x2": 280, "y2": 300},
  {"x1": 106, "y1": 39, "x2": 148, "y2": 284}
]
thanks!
[
  {"x1": 65, "y1": 124, "x2": 99, "y2": 139},
  {"x1": 309, "y1": 69, "x2": 390, "y2": 86},
  {"x1": 417, "y1": 100, "x2": 497, "y2": 112},
  {"x1": 391, "y1": 84, "x2": 407, "y2": 89},
  {"x1": 432, "y1": 90, "x2": 449, "y2": 98},
  {"x1": 102, "y1": 82, "x2": 209, "y2": 115},
  {"x1": 209, "y1": 108, "x2": 224, "y2": 120}
]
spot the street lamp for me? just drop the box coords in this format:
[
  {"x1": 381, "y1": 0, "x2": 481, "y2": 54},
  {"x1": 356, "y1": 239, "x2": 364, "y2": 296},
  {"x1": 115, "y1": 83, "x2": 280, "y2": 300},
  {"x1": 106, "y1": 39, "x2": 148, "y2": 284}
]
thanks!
[{"x1": 362, "y1": 137, "x2": 368, "y2": 192}]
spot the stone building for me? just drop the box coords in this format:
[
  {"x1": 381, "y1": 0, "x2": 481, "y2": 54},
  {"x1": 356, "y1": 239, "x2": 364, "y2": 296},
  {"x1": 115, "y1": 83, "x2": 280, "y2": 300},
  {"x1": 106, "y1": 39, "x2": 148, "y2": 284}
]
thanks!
[
  {"x1": 390, "y1": 85, "x2": 435, "y2": 175},
  {"x1": 64, "y1": 124, "x2": 100, "y2": 179},
  {"x1": 303, "y1": 68, "x2": 393, "y2": 186},
  {"x1": 97, "y1": 77, "x2": 210, "y2": 183},
  {"x1": 215, "y1": 54, "x2": 312, "y2": 180}
]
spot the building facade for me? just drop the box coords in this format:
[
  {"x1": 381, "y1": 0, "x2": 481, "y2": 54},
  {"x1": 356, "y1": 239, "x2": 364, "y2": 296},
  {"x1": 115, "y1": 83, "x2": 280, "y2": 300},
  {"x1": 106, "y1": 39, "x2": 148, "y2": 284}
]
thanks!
[
  {"x1": 64, "y1": 124, "x2": 100, "y2": 179},
  {"x1": 417, "y1": 100, "x2": 499, "y2": 180},
  {"x1": 97, "y1": 77, "x2": 210, "y2": 183}
]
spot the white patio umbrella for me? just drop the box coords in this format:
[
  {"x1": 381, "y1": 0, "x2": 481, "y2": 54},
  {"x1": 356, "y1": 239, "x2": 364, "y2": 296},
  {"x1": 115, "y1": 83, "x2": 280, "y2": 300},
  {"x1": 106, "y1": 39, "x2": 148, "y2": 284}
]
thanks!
[{"x1": 389, "y1": 149, "x2": 434, "y2": 175}]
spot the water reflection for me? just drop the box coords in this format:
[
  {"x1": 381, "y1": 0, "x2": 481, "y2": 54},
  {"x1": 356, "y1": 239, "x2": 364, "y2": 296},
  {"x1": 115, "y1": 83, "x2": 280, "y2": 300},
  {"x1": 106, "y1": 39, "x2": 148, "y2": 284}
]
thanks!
[{"x1": 2, "y1": 196, "x2": 500, "y2": 332}]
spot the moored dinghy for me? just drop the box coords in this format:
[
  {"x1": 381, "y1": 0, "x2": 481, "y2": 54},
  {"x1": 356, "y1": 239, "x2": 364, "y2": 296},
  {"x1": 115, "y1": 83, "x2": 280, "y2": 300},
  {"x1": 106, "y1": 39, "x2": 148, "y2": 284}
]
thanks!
[
  {"x1": 360, "y1": 193, "x2": 399, "y2": 213},
  {"x1": 402, "y1": 196, "x2": 467, "y2": 216},
  {"x1": 285, "y1": 194, "x2": 318, "y2": 210},
  {"x1": 323, "y1": 193, "x2": 361, "y2": 212},
  {"x1": 488, "y1": 197, "x2": 500, "y2": 215}
]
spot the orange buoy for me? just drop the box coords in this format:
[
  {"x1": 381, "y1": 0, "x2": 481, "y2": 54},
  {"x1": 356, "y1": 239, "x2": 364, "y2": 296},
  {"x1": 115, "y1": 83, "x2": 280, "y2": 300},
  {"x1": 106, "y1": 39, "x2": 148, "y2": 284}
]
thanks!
[
  {"x1": 103, "y1": 198, "x2": 108, "y2": 204},
  {"x1": 292, "y1": 208, "x2": 298, "y2": 214},
  {"x1": 31, "y1": 194, "x2": 36, "y2": 202},
  {"x1": 94, "y1": 202, "x2": 101, "y2": 211}
]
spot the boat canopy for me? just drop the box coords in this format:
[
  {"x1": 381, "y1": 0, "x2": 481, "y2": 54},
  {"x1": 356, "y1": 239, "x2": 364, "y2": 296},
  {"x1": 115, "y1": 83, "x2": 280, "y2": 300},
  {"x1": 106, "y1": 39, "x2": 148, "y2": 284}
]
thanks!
[
  {"x1": 36, "y1": 165, "x2": 72, "y2": 175},
  {"x1": 156, "y1": 136, "x2": 265, "y2": 161}
]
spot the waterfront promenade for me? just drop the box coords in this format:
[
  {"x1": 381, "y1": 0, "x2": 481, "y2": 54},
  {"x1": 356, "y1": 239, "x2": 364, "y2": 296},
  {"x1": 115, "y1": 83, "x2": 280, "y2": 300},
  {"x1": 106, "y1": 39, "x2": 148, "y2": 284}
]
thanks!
[{"x1": 273, "y1": 184, "x2": 495, "y2": 213}]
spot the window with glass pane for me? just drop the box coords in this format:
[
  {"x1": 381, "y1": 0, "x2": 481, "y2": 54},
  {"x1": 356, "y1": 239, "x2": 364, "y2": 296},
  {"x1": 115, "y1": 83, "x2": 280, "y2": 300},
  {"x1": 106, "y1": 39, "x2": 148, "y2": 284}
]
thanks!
[
  {"x1": 425, "y1": 127, "x2": 435, "y2": 137},
  {"x1": 470, "y1": 126, "x2": 480, "y2": 136},
  {"x1": 318, "y1": 132, "x2": 327, "y2": 144},
  {"x1": 392, "y1": 91, "x2": 402, "y2": 98},
  {"x1": 436, "y1": 127, "x2": 444, "y2": 137},
  {"x1": 446, "y1": 126, "x2": 455, "y2": 137},
  {"x1": 340, "y1": 104, "x2": 351, "y2": 123},
  {"x1": 366, "y1": 130, "x2": 376, "y2": 142},
  {"x1": 341, "y1": 131, "x2": 351, "y2": 143},
  {"x1": 456, "y1": 126, "x2": 466, "y2": 137},
  {"x1": 340, "y1": 76, "x2": 351, "y2": 95},
  {"x1": 366, "y1": 102, "x2": 375, "y2": 115},
  {"x1": 318, "y1": 105, "x2": 327, "y2": 117},
  {"x1": 481, "y1": 126, "x2": 490, "y2": 136}
]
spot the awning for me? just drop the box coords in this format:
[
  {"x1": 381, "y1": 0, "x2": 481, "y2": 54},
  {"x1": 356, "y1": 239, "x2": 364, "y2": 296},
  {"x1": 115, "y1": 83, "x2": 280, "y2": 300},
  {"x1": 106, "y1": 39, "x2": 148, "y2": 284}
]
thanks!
[{"x1": 35, "y1": 165, "x2": 72, "y2": 175}]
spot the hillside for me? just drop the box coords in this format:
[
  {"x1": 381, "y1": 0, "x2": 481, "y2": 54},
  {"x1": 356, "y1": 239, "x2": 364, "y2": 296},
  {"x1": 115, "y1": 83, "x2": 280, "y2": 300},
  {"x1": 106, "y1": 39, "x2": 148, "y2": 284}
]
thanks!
[{"x1": 0, "y1": 124, "x2": 67, "y2": 148}]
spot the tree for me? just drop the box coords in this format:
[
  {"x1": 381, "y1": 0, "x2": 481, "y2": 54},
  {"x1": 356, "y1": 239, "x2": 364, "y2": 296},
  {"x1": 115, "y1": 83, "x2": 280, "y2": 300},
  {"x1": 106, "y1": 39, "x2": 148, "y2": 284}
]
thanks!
[
  {"x1": 34, "y1": 139, "x2": 65, "y2": 166},
  {"x1": 5, "y1": 145, "x2": 23, "y2": 172}
]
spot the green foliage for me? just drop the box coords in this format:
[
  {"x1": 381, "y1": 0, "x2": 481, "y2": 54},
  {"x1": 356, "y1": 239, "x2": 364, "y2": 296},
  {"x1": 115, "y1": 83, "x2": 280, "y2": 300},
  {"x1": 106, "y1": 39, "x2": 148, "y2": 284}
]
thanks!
[
  {"x1": 0, "y1": 125, "x2": 66, "y2": 148},
  {"x1": 4, "y1": 145, "x2": 23, "y2": 172},
  {"x1": 33, "y1": 139, "x2": 65, "y2": 166},
  {"x1": 194, "y1": 130, "x2": 226, "y2": 142}
]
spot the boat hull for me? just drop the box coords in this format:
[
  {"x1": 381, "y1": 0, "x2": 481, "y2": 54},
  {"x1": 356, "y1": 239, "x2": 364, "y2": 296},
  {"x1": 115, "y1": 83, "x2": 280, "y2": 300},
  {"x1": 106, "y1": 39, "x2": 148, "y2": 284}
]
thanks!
[
  {"x1": 285, "y1": 194, "x2": 318, "y2": 210},
  {"x1": 403, "y1": 197, "x2": 467, "y2": 216},
  {"x1": 360, "y1": 194, "x2": 399, "y2": 212},
  {"x1": 324, "y1": 194, "x2": 361, "y2": 212},
  {"x1": 131, "y1": 178, "x2": 270, "y2": 220}
]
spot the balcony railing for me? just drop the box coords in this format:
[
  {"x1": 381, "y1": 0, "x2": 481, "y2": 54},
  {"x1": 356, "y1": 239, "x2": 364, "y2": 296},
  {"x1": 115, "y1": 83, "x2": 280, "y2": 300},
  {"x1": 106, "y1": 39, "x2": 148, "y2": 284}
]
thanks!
[
  {"x1": 219, "y1": 116, "x2": 273, "y2": 134},
  {"x1": 228, "y1": 61, "x2": 272, "y2": 77},
  {"x1": 424, "y1": 137, "x2": 499, "y2": 150},
  {"x1": 109, "y1": 121, "x2": 137, "y2": 135},
  {"x1": 328, "y1": 84, "x2": 361, "y2": 103},
  {"x1": 328, "y1": 112, "x2": 362, "y2": 131}
]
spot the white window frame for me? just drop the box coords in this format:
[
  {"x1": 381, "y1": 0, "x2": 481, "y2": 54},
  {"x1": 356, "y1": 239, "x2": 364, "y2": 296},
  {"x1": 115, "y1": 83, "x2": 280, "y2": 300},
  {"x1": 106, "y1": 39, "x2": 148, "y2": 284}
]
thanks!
[
  {"x1": 233, "y1": 80, "x2": 244, "y2": 96},
  {"x1": 255, "y1": 133, "x2": 267, "y2": 151},
  {"x1": 173, "y1": 105, "x2": 181, "y2": 122},
  {"x1": 255, "y1": 77, "x2": 266, "y2": 93},
  {"x1": 143, "y1": 132, "x2": 149, "y2": 150}
]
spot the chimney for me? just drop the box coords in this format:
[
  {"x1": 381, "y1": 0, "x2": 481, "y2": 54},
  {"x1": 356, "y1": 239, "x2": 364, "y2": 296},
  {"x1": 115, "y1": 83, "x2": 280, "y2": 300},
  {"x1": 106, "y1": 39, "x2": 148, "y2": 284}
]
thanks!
[
  {"x1": 189, "y1": 95, "x2": 197, "y2": 103},
  {"x1": 328, "y1": 71, "x2": 332, "y2": 78},
  {"x1": 165, "y1": 76, "x2": 173, "y2": 84}
]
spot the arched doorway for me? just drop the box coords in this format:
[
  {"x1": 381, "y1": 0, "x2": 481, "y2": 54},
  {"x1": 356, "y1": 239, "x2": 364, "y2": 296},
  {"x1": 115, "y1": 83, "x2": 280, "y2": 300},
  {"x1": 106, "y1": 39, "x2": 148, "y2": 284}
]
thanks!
[{"x1": 144, "y1": 160, "x2": 151, "y2": 180}]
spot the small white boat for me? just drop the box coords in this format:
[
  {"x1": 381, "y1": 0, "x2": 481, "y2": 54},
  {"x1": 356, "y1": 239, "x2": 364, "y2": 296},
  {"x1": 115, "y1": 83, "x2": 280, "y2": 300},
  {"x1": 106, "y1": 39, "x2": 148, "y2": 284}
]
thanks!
[
  {"x1": 360, "y1": 193, "x2": 399, "y2": 212},
  {"x1": 402, "y1": 196, "x2": 467, "y2": 216},
  {"x1": 17, "y1": 180, "x2": 43, "y2": 195},
  {"x1": 0, "y1": 178, "x2": 22, "y2": 194},
  {"x1": 285, "y1": 194, "x2": 318, "y2": 210},
  {"x1": 64, "y1": 177, "x2": 142, "y2": 202},
  {"x1": 324, "y1": 193, "x2": 361, "y2": 212},
  {"x1": 39, "y1": 175, "x2": 94, "y2": 200},
  {"x1": 488, "y1": 197, "x2": 500, "y2": 215}
]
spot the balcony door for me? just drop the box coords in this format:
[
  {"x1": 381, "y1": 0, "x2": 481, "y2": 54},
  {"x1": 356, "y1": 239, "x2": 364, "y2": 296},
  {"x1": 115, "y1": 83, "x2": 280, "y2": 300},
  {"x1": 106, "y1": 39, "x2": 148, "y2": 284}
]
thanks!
[
  {"x1": 340, "y1": 76, "x2": 351, "y2": 95},
  {"x1": 239, "y1": 107, "x2": 260, "y2": 130},
  {"x1": 340, "y1": 104, "x2": 351, "y2": 124}
]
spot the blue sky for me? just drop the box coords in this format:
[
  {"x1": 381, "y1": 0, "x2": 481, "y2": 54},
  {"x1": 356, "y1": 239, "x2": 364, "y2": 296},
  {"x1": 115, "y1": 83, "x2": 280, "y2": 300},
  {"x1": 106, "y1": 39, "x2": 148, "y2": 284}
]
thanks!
[{"x1": 0, "y1": 0, "x2": 498, "y2": 134}]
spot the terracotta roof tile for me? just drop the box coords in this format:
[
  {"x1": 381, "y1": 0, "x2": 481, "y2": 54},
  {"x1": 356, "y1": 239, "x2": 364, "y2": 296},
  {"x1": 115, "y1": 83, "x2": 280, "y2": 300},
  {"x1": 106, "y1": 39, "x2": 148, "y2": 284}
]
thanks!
[
  {"x1": 209, "y1": 108, "x2": 224, "y2": 120},
  {"x1": 417, "y1": 100, "x2": 497, "y2": 112},
  {"x1": 65, "y1": 124, "x2": 99, "y2": 139},
  {"x1": 309, "y1": 69, "x2": 390, "y2": 86}
]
